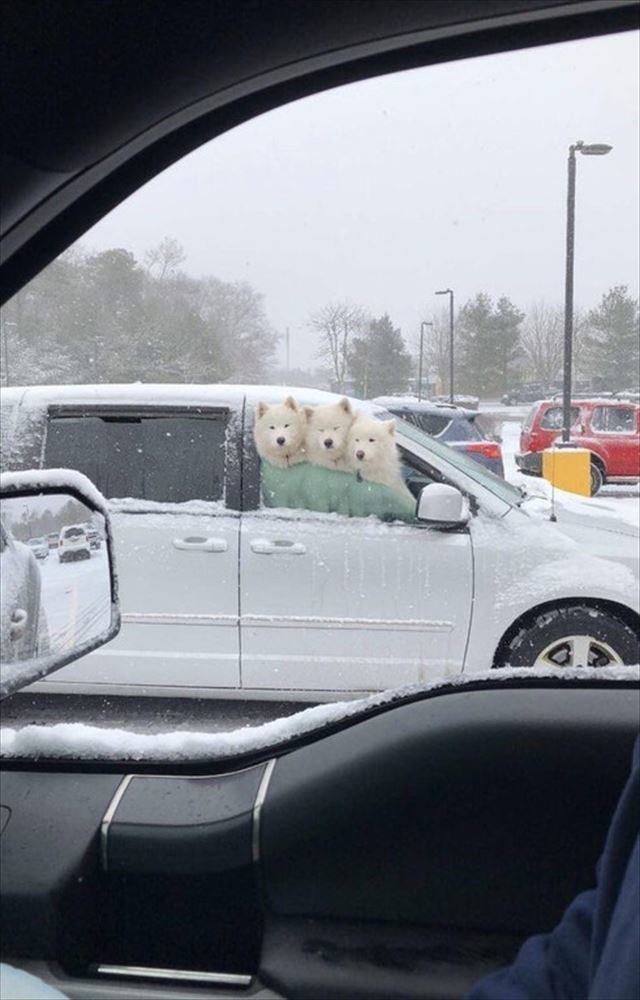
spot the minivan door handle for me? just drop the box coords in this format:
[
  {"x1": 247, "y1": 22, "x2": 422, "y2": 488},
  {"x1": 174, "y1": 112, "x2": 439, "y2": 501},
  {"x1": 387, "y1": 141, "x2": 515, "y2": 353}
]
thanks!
[
  {"x1": 250, "y1": 538, "x2": 306, "y2": 555},
  {"x1": 173, "y1": 537, "x2": 228, "y2": 552}
]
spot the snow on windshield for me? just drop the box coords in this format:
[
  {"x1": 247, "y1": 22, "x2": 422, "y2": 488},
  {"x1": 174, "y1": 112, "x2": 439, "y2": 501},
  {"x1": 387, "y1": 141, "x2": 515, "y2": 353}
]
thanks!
[{"x1": 2, "y1": 666, "x2": 638, "y2": 761}]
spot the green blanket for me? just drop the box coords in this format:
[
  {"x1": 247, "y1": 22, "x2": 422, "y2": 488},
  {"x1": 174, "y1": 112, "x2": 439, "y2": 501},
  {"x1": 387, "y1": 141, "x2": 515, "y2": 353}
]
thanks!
[{"x1": 261, "y1": 461, "x2": 416, "y2": 522}]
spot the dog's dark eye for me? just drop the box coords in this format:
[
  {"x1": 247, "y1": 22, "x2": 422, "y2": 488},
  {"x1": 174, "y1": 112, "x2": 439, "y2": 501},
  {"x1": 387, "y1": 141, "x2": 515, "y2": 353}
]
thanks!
[
  {"x1": 269, "y1": 425, "x2": 275, "y2": 430},
  {"x1": 355, "y1": 438, "x2": 359, "y2": 442},
  {"x1": 333, "y1": 426, "x2": 339, "y2": 431},
  {"x1": 284, "y1": 424, "x2": 290, "y2": 428},
  {"x1": 369, "y1": 438, "x2": 375, "y2": 442}
]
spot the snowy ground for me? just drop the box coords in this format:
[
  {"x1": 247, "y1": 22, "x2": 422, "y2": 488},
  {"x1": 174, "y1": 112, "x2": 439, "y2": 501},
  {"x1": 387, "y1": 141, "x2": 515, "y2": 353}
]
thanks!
[{"x1": 39, "y1": 548, "x2": 111, "y2": 654}]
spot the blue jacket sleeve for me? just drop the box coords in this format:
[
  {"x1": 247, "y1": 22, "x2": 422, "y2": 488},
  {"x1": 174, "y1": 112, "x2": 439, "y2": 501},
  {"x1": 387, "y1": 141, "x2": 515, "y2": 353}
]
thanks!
[{"x1": 467, "y1": 888, "x2": 595, "y2": 1000}]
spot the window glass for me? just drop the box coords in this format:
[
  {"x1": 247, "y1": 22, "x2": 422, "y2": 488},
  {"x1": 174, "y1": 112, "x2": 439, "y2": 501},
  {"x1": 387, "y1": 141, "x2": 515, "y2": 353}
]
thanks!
[
  {"x1": 415, "y1": 414, "x2": 451, "y2": 437},
  {"x1": 441, "y1": 417, "x2": 481, "y2": 443},
  {"x1": 43, "y1": 412, "x2": 227, "y2": 503},
  {"x1": 592, "y1": 406, "x2": 636, "y2": 433},
  {"x1": 540, "y1": 406, "x2": 580, "y2": 430}
]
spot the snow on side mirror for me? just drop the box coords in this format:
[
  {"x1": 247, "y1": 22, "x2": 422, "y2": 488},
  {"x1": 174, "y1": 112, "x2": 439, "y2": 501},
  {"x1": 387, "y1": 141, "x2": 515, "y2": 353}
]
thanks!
[
  {"x1": 0, "y1": 470, "x2": 120, "y2": 699},
  {"x1": 417, "y1": 483, "x2": 469, "y2": 527}
]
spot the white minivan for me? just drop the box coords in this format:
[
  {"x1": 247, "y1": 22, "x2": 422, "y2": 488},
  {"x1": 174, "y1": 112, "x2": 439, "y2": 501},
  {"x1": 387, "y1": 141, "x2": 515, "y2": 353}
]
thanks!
[{"x1": 1, "y1": 383, "x2": 638, "y2": 700}]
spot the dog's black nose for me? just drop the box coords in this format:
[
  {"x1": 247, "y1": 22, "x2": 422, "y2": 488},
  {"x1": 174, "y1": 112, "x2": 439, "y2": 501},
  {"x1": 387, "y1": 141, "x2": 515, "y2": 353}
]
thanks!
[
  {"x1": 356, "y1": 449, "x2": 365, "y2": 460},
  {"x1": 323, "y1": 438, "x2": 333, "y2": 449},
  {"x1": 276, "y1": 436, "x2": 285, "y2": 446}
]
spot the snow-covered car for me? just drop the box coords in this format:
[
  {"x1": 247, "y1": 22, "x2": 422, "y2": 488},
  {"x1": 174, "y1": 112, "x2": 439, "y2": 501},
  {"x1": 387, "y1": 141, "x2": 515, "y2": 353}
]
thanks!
[
  {"x1": 1, "y1": 384, "x2": 638, "y2": 699},
  {"x1": 0, "y1": 520, "x2": 46, "y2": 664},
  {"x1": 57, "y1": 524, "x2": 91, "y2": 563},
  {"x1": 46, "y1": 531, "x2": 59, "y2": 550},
  {"x1": 26, "y1": 536, "x2": 49, "y2": 560},
  {"x1": 86, "y1": 527, "x2": 102, "y2": 550}
]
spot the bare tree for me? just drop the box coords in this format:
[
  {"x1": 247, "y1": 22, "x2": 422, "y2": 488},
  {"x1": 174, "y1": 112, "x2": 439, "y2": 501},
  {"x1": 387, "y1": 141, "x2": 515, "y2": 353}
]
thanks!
[
  {"x1": 408, "y1": 308, "x2": 451, "y2": 395},
  {"x1": 144, "y1": 237, "x2": 187, "y2": 280},
  {"x1": 520, "y1": 301, "x2": 563, "y2": 383},
  {"x1": 309, "y1": 301, "x2": 365, "y2": 391}
]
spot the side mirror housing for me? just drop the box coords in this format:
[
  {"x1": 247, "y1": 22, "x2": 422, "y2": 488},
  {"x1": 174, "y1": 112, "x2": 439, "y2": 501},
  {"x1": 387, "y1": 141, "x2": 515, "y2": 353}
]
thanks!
[
  {"x1": 0, "y1": 469, "x2": 120, "y2": 699},
  {"x1": 417, "y1": 483, "x2": 469, "y2": 527}
]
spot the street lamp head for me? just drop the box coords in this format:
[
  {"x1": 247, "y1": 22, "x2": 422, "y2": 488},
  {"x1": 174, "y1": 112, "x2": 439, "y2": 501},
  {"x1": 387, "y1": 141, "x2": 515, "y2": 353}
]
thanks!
[
  {"x1": 577, "y1": 142, "x2": 613, "y2": 156},
  {"x1": 435, "y1": 289, "x2": 452, "y2": 296}
]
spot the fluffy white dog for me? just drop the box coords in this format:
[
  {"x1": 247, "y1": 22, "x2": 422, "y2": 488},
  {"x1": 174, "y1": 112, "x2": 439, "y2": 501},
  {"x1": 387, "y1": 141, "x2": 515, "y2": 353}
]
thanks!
[
  {"x1": 304, "y1": 398, "x2": 356, "y2": 471},
  {"x1": 254, "y1": 397, "x2": 307, "y2": 467},
  {"x1": 346, "y1": 413, "x2": 414, "y2": 500}
]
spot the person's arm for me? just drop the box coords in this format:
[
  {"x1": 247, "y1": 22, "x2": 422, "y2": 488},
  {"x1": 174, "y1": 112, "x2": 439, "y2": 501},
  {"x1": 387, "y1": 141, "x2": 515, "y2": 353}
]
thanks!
[{"x1": 467, "y1": 888, "x2": 595, "y2": 999}]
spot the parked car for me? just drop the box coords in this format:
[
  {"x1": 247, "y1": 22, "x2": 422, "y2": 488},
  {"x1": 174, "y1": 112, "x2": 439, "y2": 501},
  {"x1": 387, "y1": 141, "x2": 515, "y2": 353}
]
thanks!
[
  {"x1": 517, "y1": 398, "x2": 640, "y2": 495},
  {"x1": 1, "y1": 384, "x2": 637, "y2": 701},
  {"x1": 432, "y1": 393, "x2": 480, "y2": 410},
  {"x1": 26, "y1": 537, "x2": 49, "y2": 560},
  {"x1": 374, "y1": 396, "x2": 505, "y2": 477},
  {"x1": 57, "y1": 524, "x2": 91, "y2": 563},
  {"x1": 501, "y1": 382, "x2": 558, "y2": 405},
  {"x1": 86, "y1": 527, "x2": 102, "y2": 550},
  {"x1": 46, "y1": 531, "x2": 59, "y2": 549}
]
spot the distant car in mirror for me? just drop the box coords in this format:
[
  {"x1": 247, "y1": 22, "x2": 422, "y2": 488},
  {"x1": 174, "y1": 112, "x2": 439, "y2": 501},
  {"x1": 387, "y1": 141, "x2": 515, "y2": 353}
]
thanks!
[
  {"x1": 0, "y1": 470, "x2": 121, "y2": 700},
  {"x1": 86, "y1": 527, "x2": 102, "y2": 550},
  {"x1": 58, "y1": 524, "x2": 91, "y2": 563},
  {"x1": 26, "y1": 536, "x2": 49, "y2": 560},
  {"x1": 46, "y1": 531, "x2": 59, "y2": 549}
]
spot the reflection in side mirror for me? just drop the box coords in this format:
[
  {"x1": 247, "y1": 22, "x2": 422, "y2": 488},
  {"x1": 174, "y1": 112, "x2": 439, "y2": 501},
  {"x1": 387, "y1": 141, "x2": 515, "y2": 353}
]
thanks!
[
  {"x1": 417, "y1": 483, "x2": 469, "y2": 527},
  {"x1": 0, "y1": 471, "x2": 120, "y2": 699}
]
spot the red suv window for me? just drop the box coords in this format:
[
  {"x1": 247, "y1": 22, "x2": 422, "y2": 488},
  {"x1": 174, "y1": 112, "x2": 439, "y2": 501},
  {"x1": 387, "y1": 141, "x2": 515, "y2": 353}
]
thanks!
[
  {"x1": 539, "y1": 406, "x2": 580, "y2": 430},
  {"x1": 591, "y1": 406, "x2": 636, "y2": 433}
]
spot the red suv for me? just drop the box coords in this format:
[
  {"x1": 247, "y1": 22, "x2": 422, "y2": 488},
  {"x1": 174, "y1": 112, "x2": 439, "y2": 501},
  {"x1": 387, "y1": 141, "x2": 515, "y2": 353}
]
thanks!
[{"x1": 517, "y1": 399, "x2": 640, "y2": 495}]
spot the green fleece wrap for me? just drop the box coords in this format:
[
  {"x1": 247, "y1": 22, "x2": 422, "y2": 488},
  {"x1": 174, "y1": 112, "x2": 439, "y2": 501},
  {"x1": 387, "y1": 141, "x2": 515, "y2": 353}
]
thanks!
[{"x1": 261, "y1": 461, "x2": 416, "y2": 522}]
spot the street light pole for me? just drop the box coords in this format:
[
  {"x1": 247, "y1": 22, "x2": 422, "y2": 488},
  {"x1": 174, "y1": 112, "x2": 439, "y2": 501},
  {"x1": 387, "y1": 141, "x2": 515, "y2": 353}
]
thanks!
[
  {"x1": 435, "y1": 288, "x2": 454, "y2": 402},
  {"x1": 562, "y1": 140, "x2": 612, "y2": 443},
  {"x1": 418, "y1": 321, "x2": 433, "y2": 401}
]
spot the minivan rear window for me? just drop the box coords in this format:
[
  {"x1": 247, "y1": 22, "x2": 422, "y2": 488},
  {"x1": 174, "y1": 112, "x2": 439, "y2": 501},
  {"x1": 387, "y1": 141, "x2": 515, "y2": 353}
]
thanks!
[{"x1": 44, "y1": 411, "x2": 227, "y2": 503}]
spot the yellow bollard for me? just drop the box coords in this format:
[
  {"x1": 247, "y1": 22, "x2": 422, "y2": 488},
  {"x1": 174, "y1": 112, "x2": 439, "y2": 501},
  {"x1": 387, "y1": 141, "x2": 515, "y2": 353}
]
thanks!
[{"x1": 542, "y1": 447, "x2": 592, "y2": 497}]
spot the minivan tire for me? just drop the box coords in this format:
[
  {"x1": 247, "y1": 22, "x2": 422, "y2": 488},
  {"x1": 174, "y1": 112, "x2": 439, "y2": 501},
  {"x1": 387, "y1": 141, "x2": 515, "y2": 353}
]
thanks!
[{"x1": 504, "y1": 605, "x2": 639, "y2": 668}]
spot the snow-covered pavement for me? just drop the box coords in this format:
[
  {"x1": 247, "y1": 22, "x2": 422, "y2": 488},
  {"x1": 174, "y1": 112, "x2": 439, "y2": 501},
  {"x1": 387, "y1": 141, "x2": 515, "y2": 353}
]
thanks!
[{"x1": 39, "y1": 548, "x2": 111, "y2": 654}]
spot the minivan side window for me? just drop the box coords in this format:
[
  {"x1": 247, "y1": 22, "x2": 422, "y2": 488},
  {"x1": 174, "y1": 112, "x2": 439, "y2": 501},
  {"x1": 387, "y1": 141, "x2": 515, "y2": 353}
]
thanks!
[{"x1": 43, "y1": 410, "x2": 228, "y2": 504}]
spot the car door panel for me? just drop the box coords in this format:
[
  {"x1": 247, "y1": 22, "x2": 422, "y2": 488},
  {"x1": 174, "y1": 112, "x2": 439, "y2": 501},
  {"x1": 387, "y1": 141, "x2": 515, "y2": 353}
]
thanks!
[
  {"x1": 33, "y1": 402, "x2": 242, "y2": 693},
  {"x1": 240, "y1": 513, "x2": 472, "y2": 693}
]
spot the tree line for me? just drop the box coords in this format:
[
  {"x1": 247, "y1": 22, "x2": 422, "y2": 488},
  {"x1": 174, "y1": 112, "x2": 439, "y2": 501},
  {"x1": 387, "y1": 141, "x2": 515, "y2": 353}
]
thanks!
[
  {"x1": 1, "y1": 238, "x2": 278, "y2": 386},
  {"x1": 1, "y1": 235, "x2": 637, "y2": 398},
  {"x1": 312, "y1": 287, "x2": 639, "y2": 398}
]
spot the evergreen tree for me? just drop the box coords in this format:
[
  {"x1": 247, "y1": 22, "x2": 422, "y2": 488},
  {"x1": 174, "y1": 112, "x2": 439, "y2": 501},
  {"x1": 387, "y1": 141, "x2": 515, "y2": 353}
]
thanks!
[
  {"x1": 582, "y1": 286, "x2": 639, "y2": 389},
  {"x1": 456, "y1": 292, "x2": 524, "y2": 397},
  {"x1": 348, "y1": 313, "x2": 412, "y2": 398}
]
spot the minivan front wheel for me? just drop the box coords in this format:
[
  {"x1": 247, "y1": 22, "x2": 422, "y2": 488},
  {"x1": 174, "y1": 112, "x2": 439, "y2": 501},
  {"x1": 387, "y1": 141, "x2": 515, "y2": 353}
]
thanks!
[{"x1": 506, "y1": 606, "x2": 639, "y2": 668}]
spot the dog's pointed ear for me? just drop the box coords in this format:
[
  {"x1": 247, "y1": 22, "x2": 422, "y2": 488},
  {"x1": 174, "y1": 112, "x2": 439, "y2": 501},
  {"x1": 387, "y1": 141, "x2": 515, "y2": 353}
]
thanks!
[
  {"x1": 284, "y1": 396, "x2": 298, "y2": 411},
  {"x1": 339, "y1": 397, "x2": 353, "y2": 415},
  {"x1": 256, "y1": 401, "x2": 269, "y2": 420},
  {"x1": 303, "y1": 405, "x2": 315, "y2": 420},
  {"x1": 385, "y1": 419, "x2": 396, "y2": 436}
]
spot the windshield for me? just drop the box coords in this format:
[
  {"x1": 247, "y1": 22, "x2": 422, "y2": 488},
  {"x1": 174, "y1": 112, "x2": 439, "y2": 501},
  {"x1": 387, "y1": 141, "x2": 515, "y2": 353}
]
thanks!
[
  {"x1": 0, "y1": 29, "x2": 638, "y2": 761},
  {"x1": 392, "y1": 417, "x2": 523, "y2": 505}
]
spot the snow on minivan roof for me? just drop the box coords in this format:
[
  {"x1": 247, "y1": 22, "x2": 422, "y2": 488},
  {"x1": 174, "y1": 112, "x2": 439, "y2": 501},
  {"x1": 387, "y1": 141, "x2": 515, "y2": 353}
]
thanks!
[{"x1": 3, "y1": 383, "x2": 385, "y2": 414}]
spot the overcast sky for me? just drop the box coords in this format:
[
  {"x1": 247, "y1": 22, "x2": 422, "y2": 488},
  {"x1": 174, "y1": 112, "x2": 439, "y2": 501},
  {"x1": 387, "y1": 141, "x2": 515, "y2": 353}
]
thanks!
[{"x1": 82, "y1": 30, "x2": 639, "y2": 368}]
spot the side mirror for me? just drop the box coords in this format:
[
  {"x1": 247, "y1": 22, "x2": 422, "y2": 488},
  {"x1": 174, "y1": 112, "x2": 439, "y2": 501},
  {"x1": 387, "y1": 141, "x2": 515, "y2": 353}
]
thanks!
[
  {"x1": 417, "y1": 483, "x2": 469, "y2": 527},
  {"x1": 0, "y1": 470, "x2": 120, "y2": 699}
]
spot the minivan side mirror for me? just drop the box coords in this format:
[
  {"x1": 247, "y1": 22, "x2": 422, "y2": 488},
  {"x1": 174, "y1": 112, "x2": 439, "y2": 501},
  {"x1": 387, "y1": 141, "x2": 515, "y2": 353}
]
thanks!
[
  {"x1": 417, "y1": 483, "x2": 469, "y2": 527},
  {"x1": 0, "y1": 469, "x2": 120, "y2": 699}
]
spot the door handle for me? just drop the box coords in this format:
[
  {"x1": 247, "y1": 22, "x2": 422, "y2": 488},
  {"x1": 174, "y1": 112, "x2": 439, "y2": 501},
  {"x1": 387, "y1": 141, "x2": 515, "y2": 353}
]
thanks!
[
  {"x1": 173, "y1": 537, "x2": 228, "y2": 552},
  {"x1": 250, "y1": 538, "x2": 306, "y2": 555},
  {"x1": 10, "y1": 608, "x2": 28, "y2": 641}
]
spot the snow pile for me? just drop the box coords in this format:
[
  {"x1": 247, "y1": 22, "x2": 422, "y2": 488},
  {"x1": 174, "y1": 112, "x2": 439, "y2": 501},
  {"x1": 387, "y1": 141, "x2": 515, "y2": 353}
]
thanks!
[{"x1": 1, "y1": 665, "x2": 637, "y2": 761}]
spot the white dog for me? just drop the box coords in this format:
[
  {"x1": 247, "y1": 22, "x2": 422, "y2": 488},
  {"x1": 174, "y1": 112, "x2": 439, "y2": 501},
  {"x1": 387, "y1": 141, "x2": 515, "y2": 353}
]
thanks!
[
  {"x1": 304, "y1": 397, "x2": 356, "y2": 471},
  {"x1": 346, "y1": 413, "x2": 414, "y2": 500},
  {"x1": 254, "y1": 397, "x2": 307, "y2": 468}
]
